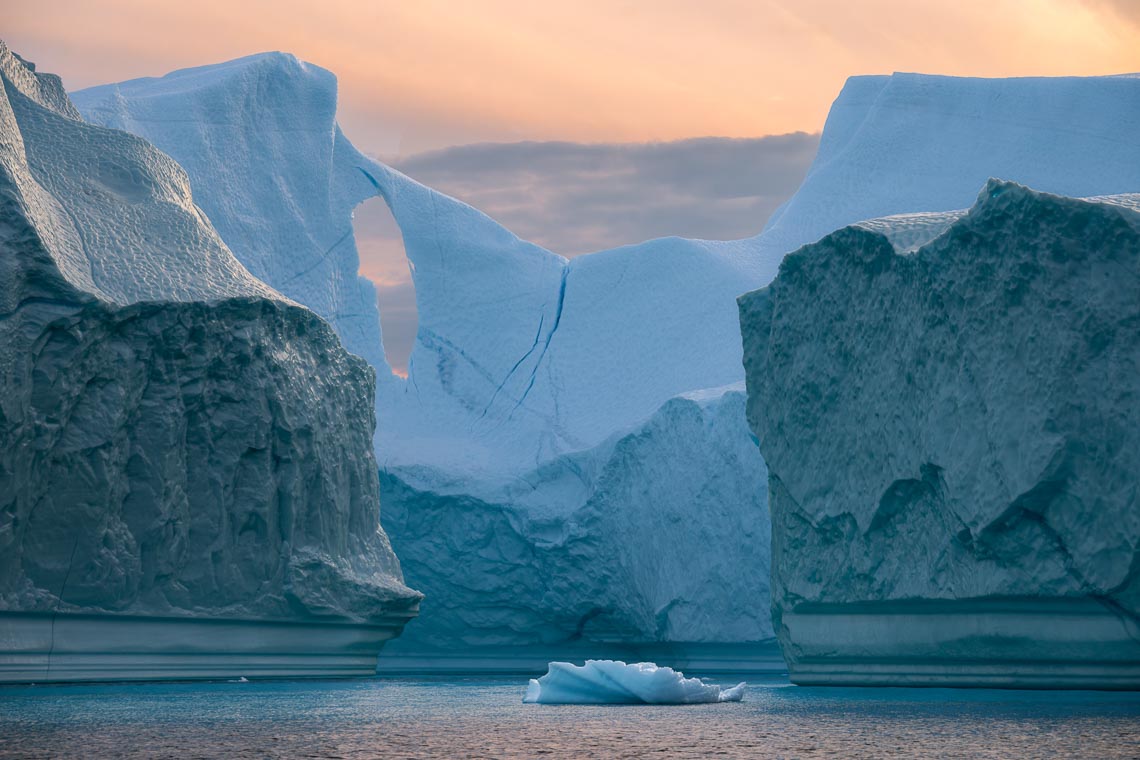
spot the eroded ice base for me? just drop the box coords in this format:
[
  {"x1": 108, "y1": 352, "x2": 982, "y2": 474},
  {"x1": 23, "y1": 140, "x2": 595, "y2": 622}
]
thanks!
[
  {"x1": 523, "y1": 660, "x2": 745, "y2": 704},
  {"x1": 783, "y1": 597, "x2": 1140, "y2": 690},
  {"x1": 0, "y1": 611, "x2": 416, "y2": 683}
]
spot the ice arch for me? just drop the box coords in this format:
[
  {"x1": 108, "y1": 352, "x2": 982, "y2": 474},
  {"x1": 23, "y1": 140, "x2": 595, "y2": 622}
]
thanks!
[{"x1": 352, "y1": 196, "x2": 417, "y2": 377}]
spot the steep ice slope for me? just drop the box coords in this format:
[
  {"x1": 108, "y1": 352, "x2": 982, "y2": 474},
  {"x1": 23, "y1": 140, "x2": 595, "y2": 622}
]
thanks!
[
  {"x1": 72, "y1": 53, "x2": 389, "y2": 381},
  {"x1": 739, "y1": 181, "x2": 1140, "y2": 688},
  {"x1": 75, "y1": 59, "x2": 1140, "y2": 664},
  {"x1": 0, "y1": 43, "x2": 419, "y2": 682},
  {"x1": 2, "y1": 54, "x2": 279, "y2": 306}
]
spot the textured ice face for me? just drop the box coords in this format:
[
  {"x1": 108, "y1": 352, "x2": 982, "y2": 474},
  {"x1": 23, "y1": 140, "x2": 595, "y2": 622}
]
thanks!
[
  {"x1": 739, "y1": 181, "x2": 1140, "y2": 685},
  {"x1": 523, "y1": 660, "x2": 745, "y2": 704},
  {"x1": 381, "y1": 385, "x2": 771, "y2": 649},
  {"x1": 0, "y1": 43, "x2": 279, "y2": 307},
  {"x1": 71, "y1": 52, "x2": 389, "y2": 383},
  {"x1": 0, "y1": 43, "x2": 419, "y2": 624}
]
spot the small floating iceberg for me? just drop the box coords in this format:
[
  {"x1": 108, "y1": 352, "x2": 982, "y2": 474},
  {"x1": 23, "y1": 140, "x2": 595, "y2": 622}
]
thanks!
[{"x1": 523, "y1": 660, "x2": 746, "y2": 704}]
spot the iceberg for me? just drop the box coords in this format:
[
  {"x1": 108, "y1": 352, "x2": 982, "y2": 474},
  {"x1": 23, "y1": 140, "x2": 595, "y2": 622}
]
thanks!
[
  {"x1": 739, "y1": 180, "x2": 1140, "y2": 689},
  {"x1": 73, "y1": 55, "x2": 776, "y2": 662},
  {"x1": 0, "y1": 42, "x2": 419, "y2": 683},
  {"x1": 523, "y1": 660, "x2": 745, "y2": 704},
  {"x1": 73, "y1": 58, "x2": 1140, "y2": 667},
  {"x1": 74, "y1": 57, "x2": 768, "y2": 478}
]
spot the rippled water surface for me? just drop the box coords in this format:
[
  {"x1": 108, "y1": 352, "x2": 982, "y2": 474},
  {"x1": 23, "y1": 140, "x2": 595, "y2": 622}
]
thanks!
[{"x1": 2, "y1": 676, "x2": 1138, "y2": 758}]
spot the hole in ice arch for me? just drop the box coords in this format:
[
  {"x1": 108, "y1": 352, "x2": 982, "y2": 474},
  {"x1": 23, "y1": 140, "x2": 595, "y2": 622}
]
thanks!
[{"x1": 352, "y1": 196, "x2": 417, "y2": 377}]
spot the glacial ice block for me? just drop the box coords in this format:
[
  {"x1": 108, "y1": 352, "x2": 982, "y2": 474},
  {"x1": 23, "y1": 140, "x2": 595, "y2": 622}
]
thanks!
[
  {"x1": 523, "y1": 660, "x2": 745, "y2": 704},
  {"x1": 73, "y1": 58, "x2": 1140, "y2": 666},
  {"x1": 0, "y1": 42, "x2": 420, "y2": 683},
  {"x1": 738, "y1": 180, "x2": 1140, "y2": 689}
]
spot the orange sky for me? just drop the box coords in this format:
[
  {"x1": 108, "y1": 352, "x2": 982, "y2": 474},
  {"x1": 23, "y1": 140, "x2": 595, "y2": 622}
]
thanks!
[{"x1": 8, "y1": 0, "x2": 1140, "y2": 153}]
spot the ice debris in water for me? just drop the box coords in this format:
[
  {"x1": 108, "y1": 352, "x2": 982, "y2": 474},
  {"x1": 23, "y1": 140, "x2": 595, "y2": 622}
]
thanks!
[{"x1": 523, "y1": 660, "x2": 745, "y2": 704}]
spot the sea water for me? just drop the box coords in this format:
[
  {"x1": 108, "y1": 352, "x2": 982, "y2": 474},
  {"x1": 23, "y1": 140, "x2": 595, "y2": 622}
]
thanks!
[{"x1": 1, "y1": 676, "x2": 1138, "y2": 758}]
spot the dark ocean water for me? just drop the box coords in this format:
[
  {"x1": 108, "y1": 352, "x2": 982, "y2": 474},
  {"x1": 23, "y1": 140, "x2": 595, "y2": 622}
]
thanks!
[{"x1": 1, "y1": 676, "x2": 1138, "y2": 758}]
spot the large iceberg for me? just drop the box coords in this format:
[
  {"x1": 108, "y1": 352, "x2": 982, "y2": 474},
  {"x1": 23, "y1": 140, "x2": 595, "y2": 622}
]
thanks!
[
  {"x1": 0, "y1": 42, "x2": 419, "y2": 682},
  {"x1": 73, "y1": 56, "x2": 769, "y2": 478},
  {"x1": 739, "y1": 181, "x2": 1140, "y2": 689},
  {"x1": 74, "y1": 59, "x2": 1140, "y2": 668},
  {"x1": 523, "y1": 660, "x2": 745, "y2": 704},
  {"x1": 73, "y1": 55, "x2": 777, "y2": 663}
]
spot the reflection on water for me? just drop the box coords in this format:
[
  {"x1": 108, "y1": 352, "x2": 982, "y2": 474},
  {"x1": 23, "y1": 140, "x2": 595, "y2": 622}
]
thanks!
[{"x1": 1, "y1": 676, "x2": 1138, "y2": 758}]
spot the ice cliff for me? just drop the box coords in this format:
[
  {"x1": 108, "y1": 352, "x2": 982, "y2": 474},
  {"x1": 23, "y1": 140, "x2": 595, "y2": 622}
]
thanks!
[
  {"x1": 0, "y1": 42, "x2": 419, "y2": 682},
  {"x1": 75, "y1": 59, "x2": 1140, "y2": 669},
  {"x1": 739, "y1": 181, "x2": 1140, "y2": 688}
]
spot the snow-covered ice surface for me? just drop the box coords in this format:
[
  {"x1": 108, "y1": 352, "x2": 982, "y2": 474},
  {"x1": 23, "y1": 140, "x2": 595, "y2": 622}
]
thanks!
[
  {"x1": 74, "y1": 59, "x2": 1140, "y2": 663},
  {"x1": 1, "y1": 53, "x2": 279, "y2": 306},
  {"x1": 739, "y1": 181, "x2": 1140, "y2": 689},
  {"x1": 523, "y1": 661, "x2": 745, "y2": 704},
  {"x1": 0, "y1": 42, "x2": 419, "y2": 682}
]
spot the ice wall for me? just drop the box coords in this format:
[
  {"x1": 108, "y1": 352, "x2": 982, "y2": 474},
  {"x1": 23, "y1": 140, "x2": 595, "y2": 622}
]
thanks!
[
  {"x1": 739, "y1": 181, "x2": 1140, "y2": 688},
  {"x1": 0, "y1": 42, "x2": 419, "y2": 682}
]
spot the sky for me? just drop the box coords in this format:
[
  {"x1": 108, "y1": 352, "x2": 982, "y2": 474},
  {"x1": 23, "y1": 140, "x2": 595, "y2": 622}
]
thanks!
[
  {"x1": 8, "y1": 0, "x2": 1140, "y2": 155},
  {"x1": 7, "y1": 0, "x2": 1139, "y2": 371}
]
